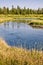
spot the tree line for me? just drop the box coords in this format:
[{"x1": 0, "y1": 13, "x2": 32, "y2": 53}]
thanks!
[{"x1": 0, "y1": 5, "x2": 43, "y2": 14}]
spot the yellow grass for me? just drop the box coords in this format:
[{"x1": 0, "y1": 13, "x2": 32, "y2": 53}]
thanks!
[
  {"x1": 0, "y1": 14, "x2": 43, "y2": 22},
  {"x1": 0, "y1": 39, "x2": 43, "y2": 65}
]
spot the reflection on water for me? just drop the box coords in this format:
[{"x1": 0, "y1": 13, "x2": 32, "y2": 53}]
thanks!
[{"x1": 0, "y1": 21, "x2": 43, "y2": 50}]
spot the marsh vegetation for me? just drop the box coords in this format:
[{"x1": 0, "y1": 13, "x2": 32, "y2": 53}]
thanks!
[
  {"x1": 0, "y1": 14, "x2": 43, "y2": 28},
  {"x1": 0, "y1": 39, "x2": 43, "y2": 65}
]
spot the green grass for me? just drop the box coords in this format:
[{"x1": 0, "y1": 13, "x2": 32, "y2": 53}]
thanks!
[
  {"x1": 0, "y1": 39, "x2": 43, "y2": 65},
  {"x1": 0, "y1": 14, "x2": 43, "y2": 28}
]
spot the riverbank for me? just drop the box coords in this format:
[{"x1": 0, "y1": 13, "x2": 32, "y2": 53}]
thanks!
[
  {"x1": 0, "y1": 39, "x2": 43, "y2": 65},
  {"x1": 0, "y1": 14, "x2": 43, "y2": 28}
]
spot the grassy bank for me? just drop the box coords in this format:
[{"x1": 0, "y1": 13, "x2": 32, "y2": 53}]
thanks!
[
  {"x1": 0, "y1": 14, "x2": 43, "y2": 28},
  {"x1": 0, "y1": 39, "x2": 43, "y2": 65}
]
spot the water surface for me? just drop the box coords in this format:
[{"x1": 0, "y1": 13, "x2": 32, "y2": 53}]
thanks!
[{"x1": 0, "y1": 21, "x2": 43, "y2": 50}]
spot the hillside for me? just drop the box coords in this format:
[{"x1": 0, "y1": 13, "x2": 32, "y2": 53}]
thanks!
[{"x1": 0, "y1": 39, "x2": 43, "y2": 65}]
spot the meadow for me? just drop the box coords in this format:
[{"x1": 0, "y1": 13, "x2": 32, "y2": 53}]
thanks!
[{"x1": 0, "y1": 14, "x2": 43, "y2": 28}]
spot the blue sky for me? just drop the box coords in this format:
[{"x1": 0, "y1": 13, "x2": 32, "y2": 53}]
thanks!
[{"x1": 0, "y1": 0, "x2": 43, "y2": 9}]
